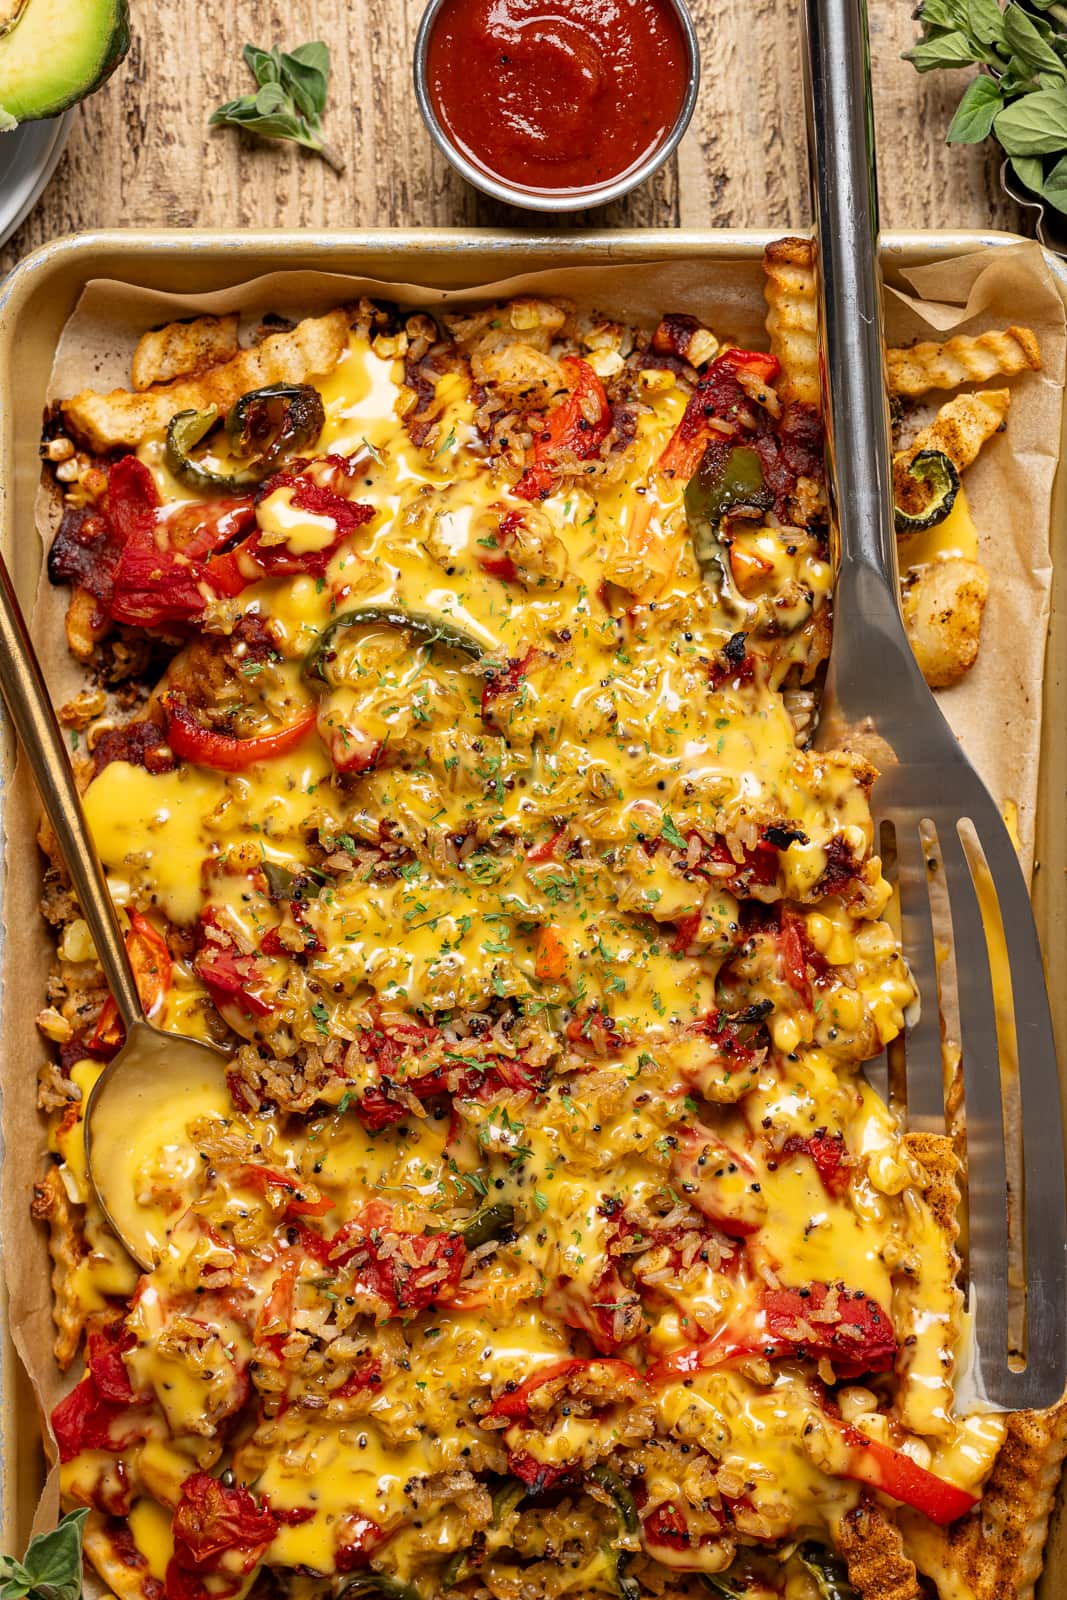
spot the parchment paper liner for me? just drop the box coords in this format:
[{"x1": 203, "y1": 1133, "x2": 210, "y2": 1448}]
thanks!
[{"x1": 3, "y1": 243, "x2": 1062, "y2": 1546}]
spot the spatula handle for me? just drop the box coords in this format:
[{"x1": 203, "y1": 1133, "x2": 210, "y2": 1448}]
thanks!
[
  {"x1": 803, "y1": 0, "x2": 900, "y2": 598},
  {"x1": 0, "y1": 556, "x2": 145, "y2": 1032}
]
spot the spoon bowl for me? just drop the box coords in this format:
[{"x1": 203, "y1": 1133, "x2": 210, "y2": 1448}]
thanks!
[{"x1": 84, "y1": 1022, "x2": 232, "y2": 1269}]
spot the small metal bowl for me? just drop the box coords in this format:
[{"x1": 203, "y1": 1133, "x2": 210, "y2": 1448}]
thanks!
[{"x1": 413, "y1": 0, "x2": 701, "y2": 213}]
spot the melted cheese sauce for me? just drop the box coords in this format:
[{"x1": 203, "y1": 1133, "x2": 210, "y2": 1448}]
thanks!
[{"x1": 56, "y1": 329, "x2": 990, "y2": 1594}]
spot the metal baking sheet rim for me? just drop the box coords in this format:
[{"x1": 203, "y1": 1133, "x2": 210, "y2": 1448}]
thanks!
[{"x1": 0, "y1": 227, "x2": 1063, "y2": 1581}]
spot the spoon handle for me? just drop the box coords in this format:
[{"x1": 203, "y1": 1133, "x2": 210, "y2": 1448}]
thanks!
[
  {"x1": 0, "y1": 554, "x2": 145, "y2": 1032},
  {"x1": 802, "y1": 0, "x2": 900, "y2": 600}
]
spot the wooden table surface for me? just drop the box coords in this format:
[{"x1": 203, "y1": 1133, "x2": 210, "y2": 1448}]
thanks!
[{"x1": 0, "y1": 0, "x2": 1027, "y2": 274}]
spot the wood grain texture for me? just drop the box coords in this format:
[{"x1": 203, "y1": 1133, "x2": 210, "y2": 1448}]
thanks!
[{"x1": 0, "y1": 0, "x2": 1027, "y2": 274}]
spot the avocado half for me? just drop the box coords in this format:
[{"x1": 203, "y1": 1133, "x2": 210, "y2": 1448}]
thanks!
[{"x1": 0, "y1": 0, "x2": 130, "y2": 126}]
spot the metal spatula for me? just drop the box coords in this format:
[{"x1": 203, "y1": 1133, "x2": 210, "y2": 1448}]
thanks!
[{"x1": 803, "y1": 0, "x2": 1067, "y2": 1409}]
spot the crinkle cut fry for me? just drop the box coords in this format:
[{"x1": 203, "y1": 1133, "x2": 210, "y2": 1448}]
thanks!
[
  {"x1": 903, "y1": 1399, "x2": 1067, "y2": 1600},
  {"x1": 30, "y1": 1164, "x2": 87, "y2": 1371},
  {"x1": 835, "y1": 1497, "x2": 922, "y2": 1600},
  {"x1": 887, "y1": 326, "x2": 1041, "y2": 398},
  {"x1": 131, "y1": 312, "x2": 240, "y2": 392},
  {"x1": 893, "y1": 388, "x2": 1010, "y2": 501},
  {"x1": 83, "y1": 1511, "x2": 162, "y2": 1600},
  {"x1": 762, "y1": 235, "x2": 820, "y2": 410},
  {"x1": 62, "y1": 308, "x2": 351, "y2": 453},
  {"x1": 896, "y1": 1132, "x2": 964, "y2": 1431},
  {"x1": 904, "y1": 1130, "x2": 960, "y2": 1244}
]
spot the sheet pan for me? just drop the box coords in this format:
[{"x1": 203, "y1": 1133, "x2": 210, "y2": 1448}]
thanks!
[{"x1": 0, "y1": 226, "x2": 1063, "y2": 1589}]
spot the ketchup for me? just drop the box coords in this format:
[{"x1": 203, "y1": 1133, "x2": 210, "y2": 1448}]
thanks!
[{"x1": 426, "y1": 0, "x2": 691, "y2": 195}]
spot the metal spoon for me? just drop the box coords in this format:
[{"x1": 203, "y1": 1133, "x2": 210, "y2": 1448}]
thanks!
[{"x1": 0, "y1": 552, "x2": 229, "y2": 1270}]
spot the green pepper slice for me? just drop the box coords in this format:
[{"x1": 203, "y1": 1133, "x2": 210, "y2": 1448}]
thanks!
[
  {"x1": 439, "y1": 1478, "x2": 526, "y2": 1591},
  {"x1": 427, "y1": 1201, "x2": 515, "y2": 1249},
  {"x1": 797, "y1": 1543, "x2": 859, "y2": 1600},
  {"x1": 338, "y1": 1578, "x2": 423, "y2": 1600},
  {"x1": 303, "y1": 605, "x2": 487, "y2": 686},
  {"x1": 460, "y1": 1201, "x2": 516, "y2": 1248},
  {"x1": 165, "y1": 383, "x2": 326, "y2": 493},
  {"x1": 587, "y1": 1466, "x2": 640, "y2": 1600},
  {"x1": 684, "y1": 443, "x2": 774, "y2": 586},
  {"x1": 261, "y1": 862, "x2": 325, "y2": 902},
  {"x1": 699, "y1": 1578, "x2": 749, "y2": 1598},
  {"x1": 227, "y1": 382, "x2": 326, "y2": 462},
  {"x1": 893, "y1": 448, "x2": 960, "y2": 534}
]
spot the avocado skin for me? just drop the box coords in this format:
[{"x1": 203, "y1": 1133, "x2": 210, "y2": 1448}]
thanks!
[{"x1": 0, "y1": 0, "x2": 131, "y2": 124}]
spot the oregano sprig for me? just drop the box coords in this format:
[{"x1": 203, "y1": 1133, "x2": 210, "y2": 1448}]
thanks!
[
  {"x1": 905, "y1": 0, "x2": 1067, "y2": 216},
  {"x1": 210, "y1": 41, "x2": 345, "y2": 174},
  {"x1": 0, "y1": 1509, "x2": 88, "y2": 1600}
]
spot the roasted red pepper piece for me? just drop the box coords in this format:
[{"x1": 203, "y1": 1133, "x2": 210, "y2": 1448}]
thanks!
[
  {"x1": 837, "y1": 1424, "x2": 978, "y2": 1525},
  {"x1": 203, "y1": 476, "x2": 373, "y2": 598},
  {"x1": 658, "y1": 349, "x2": 781, "y2": 482},
  {"x1": 476, "y1": 508, "x2": 523, "y2": 581},
  {"x1": 323, "y1": 1203, "x2": 468, "y2": 1316},
  {"x1": 778, "y1": 908, "x2": 814, "y2": 1007},
  {"x1": 90, "y1": 909, "x2": 173, "y2": 1056},
  {"x1": 106, "y1": 456, "x2": 257, "y2": 629},
  {"x1": 480, "y1": 647, "x2": 538, "y2": 728},
  {"x1": 514, "y1": 357, "x2": 611, "y2": 501},
  {"x1": 195, "y1": 912, "x2": 275, "y2": 1019},
  {"x1": 84, "y1": 1315, "x2": 139, "y2": 1405},
  {"x1": 50, "y1": 1365, "x2": 149, "y2": 1463},
  {"x1": 782, "y1": 1132, "x2": 853, "y2": 1198},
  {"x1": 166, "y1": 700, "x2": 316, "y2": 771},
  {"x1": 647, "y1": 1282, "x2": 895, "y2": 1384},
  {"x1": 526, "y1": 826, "x2": 567, "y2": 863},
  {"x1": 760, "y1": 1283, "x2": 896, "y2": 1378},
  {"x1": 170, "y1": 1472, "x2": 278, "y2": 1578}
]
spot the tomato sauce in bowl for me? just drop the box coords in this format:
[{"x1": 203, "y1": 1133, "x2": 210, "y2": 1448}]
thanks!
[{"x1": 416, "y1": 0, "x2": 698, "y2": 207}]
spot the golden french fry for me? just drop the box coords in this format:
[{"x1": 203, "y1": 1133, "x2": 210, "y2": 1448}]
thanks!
[
  {"x1": 895, "y1": 389, "x2": 1011, "y2": 494},
  {"x1": 835, "y1": 1500, "x2": 923, "y2": 1600},
  {"x1": 887, "y1": 326, "x2": 1041, "y2": 398},
  {"x1": 131, "y1": 312, "x2": 241, "y2": 392},
  {"x1": 902, "y1": 556, "x2": 990, "y2": 689},
  {"x1": 762, "y1": 236, "x2": 820, "y2": 410},
  {"x1": 64, "y1": 309, "x2": 350, "y2": 452},
  {"x1": 31, "y1": 1164, "x2": 86, "y2": 1371},
  {"x1": 905, "y1": 1400, "x2": 1067, "y2": 1600}
]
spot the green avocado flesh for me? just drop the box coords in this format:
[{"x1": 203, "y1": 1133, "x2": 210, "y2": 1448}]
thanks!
[{"x1": 0, "y1": 0, "x2": 130, "y2": 124}]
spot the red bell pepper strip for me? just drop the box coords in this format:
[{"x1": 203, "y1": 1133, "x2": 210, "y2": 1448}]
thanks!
[
  {"x1": 781, "y1": 1132, "x2": 853, "y2": 1198},
  {"x1": 487, "y1": 1356, "x2": 643, "y2": 1421},
  {"x1": 514, "y1": 357, "x2": 611, "y2": 501},
  {"x1": 647, "y1": 1282, "x2": 896, "y2": 1384},
  {"x1": 646, "y1": 1328, "x2": 764, "y2": 1386},
  {"x1": 90, "y1": 909, "x2": 173, "y2": 1055},
  {"x1": 657, "y1": 349, "x2": 781, "y2": 482},
  {"x1": 526, "y1": 826, "x2": 567, "y2": 863},
  {"x1": 166, "y1": 700, "x2": 316, "y2": 771},
  {"x1": 203, "y1": 477, "x2": 374, "y2": 598},
  {"x1": 195, "y1": 911, "x2": 275, "y2": 1019},
  {"x1": 836, "y1": 1424, "x2": 978, "y2": 1526}
]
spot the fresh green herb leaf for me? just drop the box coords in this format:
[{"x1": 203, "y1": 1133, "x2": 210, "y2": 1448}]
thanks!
[
  {"x1": 0, "y1": 1510, "x2": 89, "y2": 1600},
  {"x1": 903, "y1": 29, "x2": 980, "y2": 69},
  {"x1": 906, "y1": 1, "x2": 1067, "y2": 215},
  {"x1": 1003, "y1": 3, "x2": 1065, "y2": 76},
  {"x1": 210, "y1": 40, "x2": 344, "y2": 173},
  {"x1": 947, "y1": 73, "x2": 1004, "y2": 140},
  {"x1": 660, "y1": 812, "x2": 688, "y2": 851},
  {"x1": 995, "y1": 84, "x2": 1067, "y2": 153}
]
